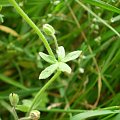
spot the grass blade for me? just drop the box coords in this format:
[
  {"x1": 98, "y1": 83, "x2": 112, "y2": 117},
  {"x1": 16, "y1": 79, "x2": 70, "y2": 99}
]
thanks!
[
  {"x1": 0, "y1": 74, "x2": 28, "y2": 90},
  {"x1": 71, "y1": 110, "x2": 120, "y2": 120},
  {"x1": 75, "y1": 0, "x2": 120, "y2": 38},
  {"x1": 84, "y1": 0, "x2": 120, "y2": 14}
]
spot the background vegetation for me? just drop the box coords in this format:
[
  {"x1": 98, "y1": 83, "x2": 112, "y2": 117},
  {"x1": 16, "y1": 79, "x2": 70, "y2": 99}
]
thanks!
[{"x1": 0, "y1": 0, "x2": 120, "y2": 120}]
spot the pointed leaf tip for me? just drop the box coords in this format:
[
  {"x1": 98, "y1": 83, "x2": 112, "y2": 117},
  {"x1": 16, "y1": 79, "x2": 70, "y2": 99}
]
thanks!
[{"x1": 62, "y1": 50, "x2": 82, "y2": 62}]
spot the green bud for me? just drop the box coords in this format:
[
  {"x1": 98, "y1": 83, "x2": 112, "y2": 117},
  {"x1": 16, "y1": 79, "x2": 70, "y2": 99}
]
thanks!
[
  {"x1": 43, "y1": 24, "x2": 55, "y2": 36},
  {"x1": 9, "y1": 93, "x2": 19, "y2": 107},
  {"x1": 30, "y1": 110, "x2": 40, "y2": 120}
]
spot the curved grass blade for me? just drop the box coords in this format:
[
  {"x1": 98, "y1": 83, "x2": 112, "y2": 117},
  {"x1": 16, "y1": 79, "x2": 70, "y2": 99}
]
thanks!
[
  {"x1": 71, "y1": 110, "x2": 120, "y2": 120},
  {"x1": 0, "y1": 74, "x2": 28, "y2": 90},
  {"x1": 75, "y1": 0, "x2": 120, "y2": 38},
  {"x1": 84, "y1": 0, "x2": 120, "y2": 14}
]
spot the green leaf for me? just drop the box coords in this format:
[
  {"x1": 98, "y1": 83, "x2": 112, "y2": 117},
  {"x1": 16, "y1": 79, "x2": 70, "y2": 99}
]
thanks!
[
  {"x1": 39, "y1": 52, "x2": 57, "y2": 64},
  {"x1": 58, "y1": 62, "x2": 71, "y2": 74},
  {"x1": 71, "y1": 110, "x2": 120, "y2": 120},
  {"x1": 16, "y1": 105, "x2": 29, "y2": 112},
  {"x1": 22, "y1": 99, "x2": 32, "y2": 107},
  {"x1": 33, "y1": 92, "x2": 49, "y2": 109},
  {"x1": 39, "y1": 64, "x2": 58, "y2": 79},
  {"x1": 16, "y1": 99, "x2": 32, "y2": 112},
  {"x1": 84, "y1": 0, "x2": 120, "y2": 14},
  {"x1": 56, "y1": 46, "x2": 65, "y2": 60},
  {"x1": 62, "y1": 51, "x2": 82, "y2": 62}
]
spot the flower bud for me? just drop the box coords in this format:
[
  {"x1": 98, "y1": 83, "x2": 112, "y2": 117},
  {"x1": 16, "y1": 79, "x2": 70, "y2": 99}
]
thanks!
[
  {"x1": 9, "y1": 93, "x2": 19, "y2": 107},
  {"x1": 30, "y1": 110, "x2": 40, "y2": 120},
  {"x1": 43, "y1": 24, "x2": 55, "y2": 36}
]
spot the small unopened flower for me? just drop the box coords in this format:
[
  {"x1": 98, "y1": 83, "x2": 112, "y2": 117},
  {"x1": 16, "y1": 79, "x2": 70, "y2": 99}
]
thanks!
[
  {"x1": 43, "y1": 24, "x2": 55, "y2": 36},
  {"x1": 9, "y1": 93, "x2": 19, "y2": 107}
]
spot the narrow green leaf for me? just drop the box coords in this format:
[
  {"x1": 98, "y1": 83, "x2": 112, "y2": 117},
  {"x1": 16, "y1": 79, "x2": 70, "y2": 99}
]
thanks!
[
  {"x1": 62, "y1": 51, "x2": 82, "y2": 62},
  {"x1": 0, "y1": 74, "x2": 28, "y2": 90},
  {"x1": 56, "y1": 46, "x2": 65, "y2": 60},
  {"x1": 39, "y1": 52, "x2": 57, "y2": 64},
  {"x1": 39, "y1": 64, "x2": 58, "y2": 79},
  {"x1": 71, "y1": 110, "x2": 120, "y2": 120},
  {"x1": 58, "y1": 62, "x2": 71, "y2": 74},
  {"x1": 84, "y1": 0, "x2": 120, "y2": 14}
]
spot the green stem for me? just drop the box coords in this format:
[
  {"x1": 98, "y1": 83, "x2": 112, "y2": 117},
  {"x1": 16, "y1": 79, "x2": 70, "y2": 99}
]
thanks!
[
  {"x1": 39, "y1": 108, "x2": 85, "y2": 113},
  {"x1": 0, "y1": 100, "x2": 18, "y2": 120},
  {"x1": 27, "y1": 71, "x2": 61, "y2": 115},
  {"x1": 13, "y1": 107, "x2": 19, "y2": 120},
  {"x1": 52, "y1": 34, "x2": 58, "y2": 50},
  {"x1": 9, "y1": 0, "x2": 55, "y2": 57}
]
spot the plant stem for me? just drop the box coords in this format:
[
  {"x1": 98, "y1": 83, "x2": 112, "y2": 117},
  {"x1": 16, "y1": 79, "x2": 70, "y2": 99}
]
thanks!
[
  {"x1": 0, "y1": 100, "x2": 18, "y2": 120},
  {"x1": 13, "y1": 107, "x2": 19, "y2": 120},
  {"x1": 9, "y1": 0, "x2": 55, "y2": 58},
  {"x1": 27, "y1": 71, "x2": 61, "y2": 115},
  {"x1": 39, "y1": 108, "x2": 85, "y2": 113},
  {"x1": 52, "y1": 34, "x2": 58, "y2": 50}
]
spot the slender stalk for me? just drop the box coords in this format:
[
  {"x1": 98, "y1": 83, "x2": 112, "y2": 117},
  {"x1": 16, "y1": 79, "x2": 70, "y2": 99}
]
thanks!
[
  {"x1": 9, "y1": 0, "x2": 55, "y2": 57},
  {"x1": 52, "y1": 34, "x2": 58, "y2": 50},
  {"x1": 27, "y1": 71, "x2": 61, "y2": 115},
  {"x1": 0, "y1": 100, "x2": 18, "y2": 120},
  {"x1": 12, "y1": 107, "x2": 19, "y2": 120},
  {"x1": 39, "y1": 106, "x2": 120, "y2": 113}
]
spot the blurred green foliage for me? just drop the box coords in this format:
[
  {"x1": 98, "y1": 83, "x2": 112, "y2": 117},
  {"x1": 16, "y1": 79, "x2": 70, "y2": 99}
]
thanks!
[{"x1": 0, "y1": 0, "x2": 120, "y2": 120}]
